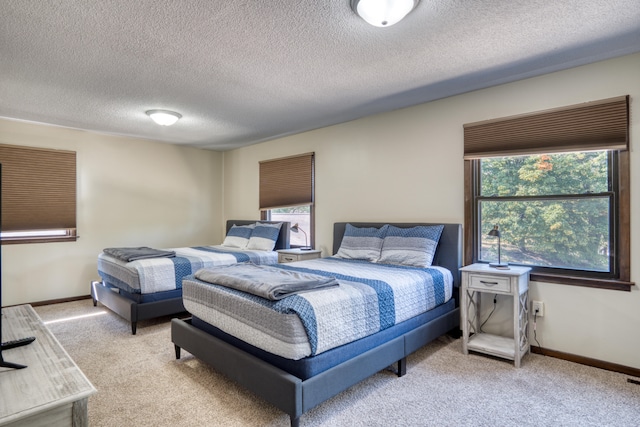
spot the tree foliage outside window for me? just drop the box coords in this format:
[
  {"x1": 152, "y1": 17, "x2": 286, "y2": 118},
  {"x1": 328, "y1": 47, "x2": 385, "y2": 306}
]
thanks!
[
  {"x1": 272, "y1": 206, "x2": 310, "y2": 214},
  {"x1": 478, "y1": 151, "x2": 613, "y2": 273}
]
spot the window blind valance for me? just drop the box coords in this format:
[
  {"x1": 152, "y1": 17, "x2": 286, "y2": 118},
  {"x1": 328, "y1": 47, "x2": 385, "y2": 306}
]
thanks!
[
  {"x1": 463, "y1": 95, "x2": 629, "y2": 159},
  {"x1": 259, "y1": 152, "x2": 314, "y2": 210},
  {"x1": 0, "y1": 144, "x2": 76, "y2": 236}
]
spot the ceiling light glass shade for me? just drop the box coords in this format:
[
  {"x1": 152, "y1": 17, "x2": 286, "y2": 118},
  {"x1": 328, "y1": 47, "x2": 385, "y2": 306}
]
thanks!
[
  {"x1": 146, "y1": 109, "x2": 182, "y2": 126},
  {"x1": 351, "y1": 0, "x2": 419, "y2": 27}
]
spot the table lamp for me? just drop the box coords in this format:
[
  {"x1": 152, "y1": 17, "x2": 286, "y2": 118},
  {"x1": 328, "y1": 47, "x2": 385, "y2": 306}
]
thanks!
[
  {"x1": 488, "y1": 225, "x2": 508, "y2": 268},
  {"x1": 291, "y1": 223, "x2": 311, "y2": 250}
]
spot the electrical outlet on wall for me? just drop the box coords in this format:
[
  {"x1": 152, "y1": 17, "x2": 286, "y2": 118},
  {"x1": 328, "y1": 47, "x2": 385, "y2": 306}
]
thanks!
[{"x1": 532, "y1": 300, "x2": 544, "y2": 317}]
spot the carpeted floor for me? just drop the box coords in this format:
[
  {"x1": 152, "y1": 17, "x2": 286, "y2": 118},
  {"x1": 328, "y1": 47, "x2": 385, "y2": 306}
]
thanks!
[{"x1": 34, "y1": 300, "x2": 640, "y2": 427}]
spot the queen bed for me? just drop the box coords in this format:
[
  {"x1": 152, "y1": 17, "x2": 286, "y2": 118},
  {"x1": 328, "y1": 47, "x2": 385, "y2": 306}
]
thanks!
[
  {"x1": 92, "y1": 220, "x2": 290, "y2": 334},
  {"x1": 171, "y1": 222, "x2": 462, "y2": 427}
]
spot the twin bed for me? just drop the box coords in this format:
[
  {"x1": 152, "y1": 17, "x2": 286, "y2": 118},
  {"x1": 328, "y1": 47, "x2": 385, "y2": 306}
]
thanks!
[
  {"x1": 92, "y1": 220, "x2": 290, "y2": 334},
  {"x1": 171, "y1": 222, "x2": 462, "y2": 427}
]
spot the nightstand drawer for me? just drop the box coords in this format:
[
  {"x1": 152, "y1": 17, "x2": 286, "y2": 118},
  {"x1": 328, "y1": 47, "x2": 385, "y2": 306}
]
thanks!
[
  {"x1": 278, "y1": 253, "x2": 300, "y2": 263},
  {"x1": 277, "y1": 249, "x2": 322, "y2": 263},
  {"x1": 468, "y1": 274, "x2": 511, "y2": 292}
]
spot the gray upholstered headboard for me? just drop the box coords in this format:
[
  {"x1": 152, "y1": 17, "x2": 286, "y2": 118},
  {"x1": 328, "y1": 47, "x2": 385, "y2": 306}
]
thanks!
[
  {"x1": 225, "y1": 220, "x2": 291, "y2": 250},
  {"x1": 332, "y1": 222, "x2": 463, "y2": 286}
]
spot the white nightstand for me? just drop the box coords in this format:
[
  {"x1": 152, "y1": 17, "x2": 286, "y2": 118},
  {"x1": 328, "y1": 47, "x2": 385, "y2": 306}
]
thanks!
[
  {"x1": 277, "y1": 248, "x2": 322, "y2": 263},
  {"x1": 460, "y1": 263, "x2": 531, "y2": 367}
]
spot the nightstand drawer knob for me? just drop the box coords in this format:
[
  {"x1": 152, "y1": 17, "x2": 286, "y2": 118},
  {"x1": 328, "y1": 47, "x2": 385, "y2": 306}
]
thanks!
[{"x1": 283, "y1": 257, "x2": 295, "y2": 261}]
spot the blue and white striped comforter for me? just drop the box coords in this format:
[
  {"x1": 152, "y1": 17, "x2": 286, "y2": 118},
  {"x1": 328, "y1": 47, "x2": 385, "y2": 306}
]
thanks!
[
  {"x1": 98, "y1": 245, "x2": 278, "y2": 294},
  {"x1": 182, "y1": 257, "x2": 453, "y2": 359}
]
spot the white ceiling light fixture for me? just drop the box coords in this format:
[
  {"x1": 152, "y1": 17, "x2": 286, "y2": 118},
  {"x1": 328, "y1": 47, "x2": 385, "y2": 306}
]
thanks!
[
  {"x1": 146, "y1": 109, "x2": 182, "y2": 126},
  {"x1": 351, "y1": 0, "x2": 420, "y2": 27}
]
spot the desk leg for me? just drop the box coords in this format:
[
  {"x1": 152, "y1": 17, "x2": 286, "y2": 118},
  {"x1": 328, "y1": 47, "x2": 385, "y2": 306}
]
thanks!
[
  {"x1": 461, "y1": 287, "x2": 469, "y2": 355},
  {"x1": 513, "y1": 290, "x2": 520, "y2": 368},
  {"x1": 521, "y1": 292, "x2": 530, "y2": 355},
  {"x1": 72, "y1": 397, "x2": 89, "y2": 427},
  {"x1": 512, "y1": 291, "x2": 530, "y2": 368},
  {"x1": 462, "y1": 288, "x2": 480, "y2": 355}
]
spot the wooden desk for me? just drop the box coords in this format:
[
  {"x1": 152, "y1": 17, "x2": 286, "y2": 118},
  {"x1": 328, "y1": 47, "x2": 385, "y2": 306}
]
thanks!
[{"x1": 0, "y1": 305, "x2": 96, "y2": 426}]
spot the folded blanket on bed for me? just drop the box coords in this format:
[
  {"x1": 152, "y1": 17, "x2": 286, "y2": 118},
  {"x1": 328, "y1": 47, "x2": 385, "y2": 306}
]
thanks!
[
  {"x1": 103, "y1": 247, "x2": 176, "y2": 262},
  {"x1": 194, "y1": 263, "x2": 338, "y2": 300}
]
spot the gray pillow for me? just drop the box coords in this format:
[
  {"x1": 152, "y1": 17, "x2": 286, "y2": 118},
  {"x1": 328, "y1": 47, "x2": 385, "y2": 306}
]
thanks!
[
  {"x1": 221, "y1": 224, "x2": 255, "y2": 248},
  {"x1": 335, "y1": 224, "x2": 389, "y2": 262},
  {"x1": 378, "y1": 225, "x2": 444, "y2": 267}
]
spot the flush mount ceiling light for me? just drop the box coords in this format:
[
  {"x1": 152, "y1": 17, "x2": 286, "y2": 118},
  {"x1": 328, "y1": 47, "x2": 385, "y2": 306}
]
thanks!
[
  {"x1": 351, "y1": 0, "x2": 420, "y2": 27},
  {"x1": 146, "y1": 109, "x2": 182, "y2": 126}
]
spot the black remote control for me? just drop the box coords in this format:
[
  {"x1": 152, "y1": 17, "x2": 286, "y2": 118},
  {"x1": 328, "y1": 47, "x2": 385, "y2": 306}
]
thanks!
[{"x1": 1, "y1": 336, "x2": 36, "y2": 350}]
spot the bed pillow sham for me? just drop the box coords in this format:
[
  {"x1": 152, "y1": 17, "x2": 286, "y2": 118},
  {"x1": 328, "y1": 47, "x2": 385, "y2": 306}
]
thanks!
[
  {"x1": 378, "y1": 224, "x2": 444, "y2": 267},
  {"x1": 335, "y1": 223, "x2": 389, "y2": 262},
  {"x1": 222, "y1": 224, "x2": 255, "y2": 249},
  {"x1": 246, "y1": 222, "x2": 283, "y2": 251}
]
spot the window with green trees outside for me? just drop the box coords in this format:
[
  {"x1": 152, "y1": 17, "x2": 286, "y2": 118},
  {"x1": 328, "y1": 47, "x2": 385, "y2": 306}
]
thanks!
[
  {"x1": 477, "y1": 151, "x2": 614, "y2": 274},
  {"x1": 464, "y1": 96, "x2": 631, "y2": 290}
]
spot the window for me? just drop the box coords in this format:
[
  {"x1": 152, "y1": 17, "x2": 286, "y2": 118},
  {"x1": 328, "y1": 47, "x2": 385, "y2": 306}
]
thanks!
[
  {"x1": 464, "y1": 96, "x2": 632, "y2": 291},
  {"x1": 266, "y1": 206, "x2": 312, "y2": 248},
  {"x1": 0, "y1": 144, "x2": 77, "y2": 244},
  {"x1": 475, "y1": 151, "x2": 616, "y2": 272},
  {"x1": 259, "y1": 153, "x2": 314, "y2": 248}
]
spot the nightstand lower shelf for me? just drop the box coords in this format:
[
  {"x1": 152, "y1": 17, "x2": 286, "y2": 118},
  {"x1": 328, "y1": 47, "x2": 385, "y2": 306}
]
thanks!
[{"x1": 467, "y1": 333, "x2": 518, "y2": 360}]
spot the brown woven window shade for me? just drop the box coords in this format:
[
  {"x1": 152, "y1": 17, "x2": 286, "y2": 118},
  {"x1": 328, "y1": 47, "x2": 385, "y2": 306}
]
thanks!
[
  {"x1": 463, "y1": 96, "x2": 629, "y2": 159},
  {"x1": 259, "y1": 153, "x2": 314, "y2": 210},
  {"x1": 0, "y1": 144, "x2": 77, "y2": 242}
]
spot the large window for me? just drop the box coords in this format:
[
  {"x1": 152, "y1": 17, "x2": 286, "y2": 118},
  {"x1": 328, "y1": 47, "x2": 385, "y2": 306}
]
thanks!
[
  {"x1": 0, "y1": 144, "x2": 77, "y2": 244},
  {"x1": 464, "y1": 96, "x2": 632, "y2": 291},
  {"x1": 476, "y1": 151, "x2": 615, "y2": 273},
  {"x1": 259, "y1": 153, "x2": 314, "y2": 248}
]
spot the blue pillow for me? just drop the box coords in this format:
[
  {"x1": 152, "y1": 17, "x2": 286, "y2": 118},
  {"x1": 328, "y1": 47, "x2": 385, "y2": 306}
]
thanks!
[
  {"x1": 378, "y1": 225, "x2": 444, "y2": 267},
  {"x1": 336, "y1": 224, "x2": 389, "y2": 262},
  {"x1": 222, "y1": 224, "x2": 255, "y2": 249},
  {"x1": 246, "y1": 223, "x2": 282, "y2": 251}
]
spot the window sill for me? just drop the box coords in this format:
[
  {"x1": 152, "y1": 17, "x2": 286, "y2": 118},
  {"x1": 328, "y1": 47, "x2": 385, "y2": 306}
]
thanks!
[
  {"x1": 530, "y1": 272, "x2": 634, "y2": 292},
  {"x1": 1, "y1": 236, "x2": 78, "y2": 245}
]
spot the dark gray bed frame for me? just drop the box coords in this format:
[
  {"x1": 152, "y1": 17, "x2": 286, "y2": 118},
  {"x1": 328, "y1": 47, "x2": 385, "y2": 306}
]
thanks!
[
  {"x1": 91, "y1": 220, "x2": 290, "y2": 334},
  {"x1": 171, "y1": 222, "x2": 462, "y2": 427}
]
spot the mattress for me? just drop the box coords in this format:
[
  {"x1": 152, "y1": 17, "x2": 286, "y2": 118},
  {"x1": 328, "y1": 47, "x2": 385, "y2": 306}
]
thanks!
[
  {"x1": 182, "y1": 257, "x2": 453, "y2": 360},
  {"x1": 98, "y1": 245, "x2": 279, "y2": 295}
]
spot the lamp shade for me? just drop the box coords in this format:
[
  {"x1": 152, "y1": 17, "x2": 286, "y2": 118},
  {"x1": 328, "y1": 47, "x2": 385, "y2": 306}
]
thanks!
[
  {"x1": 488, "y1": 225, "x2": 501, "y2": 238},
  {"x1": 146, "y1": 110, "x2": 182, "y2": 126},
  {"x1": 351, "y1": 0, "x2": 420, "y2": 27}
]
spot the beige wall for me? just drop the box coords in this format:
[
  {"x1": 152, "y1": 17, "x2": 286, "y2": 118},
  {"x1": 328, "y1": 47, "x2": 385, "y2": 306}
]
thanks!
[
  {"x1": 223, "y1": 53, "x2": 640, "y2": 369},
  {"x1": 1, "y1": 120, "x2": 224, "y2": 306},
  {"x1": 1, "y1": 53, "x2": 637, "y2": 370}
]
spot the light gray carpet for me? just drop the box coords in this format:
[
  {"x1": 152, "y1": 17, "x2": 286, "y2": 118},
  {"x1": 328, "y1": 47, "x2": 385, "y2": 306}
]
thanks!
[{"x1": 34, "y1": 300, "x2": 640, "y2": 427}]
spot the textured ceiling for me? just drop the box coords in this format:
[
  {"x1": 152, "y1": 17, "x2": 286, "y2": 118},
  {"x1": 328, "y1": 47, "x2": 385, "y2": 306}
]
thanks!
[{"x1": 1, "y1": 0, "x2": 639, "y2": 151}]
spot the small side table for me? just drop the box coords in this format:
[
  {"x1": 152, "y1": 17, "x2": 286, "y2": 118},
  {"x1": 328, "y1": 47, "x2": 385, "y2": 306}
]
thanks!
[
  {"x1": 277, "y1": 248, "x2": 322, "y2": 263},
  {"x1": 460, "y1": 263, "x2": 531, "y2": 367}
]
